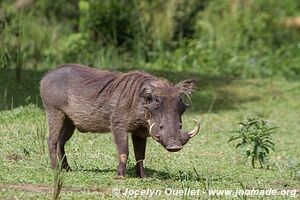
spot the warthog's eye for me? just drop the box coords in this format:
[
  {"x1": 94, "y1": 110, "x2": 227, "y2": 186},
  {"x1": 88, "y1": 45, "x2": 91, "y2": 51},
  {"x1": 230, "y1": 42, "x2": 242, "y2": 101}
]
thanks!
[
  {"x1": 154, "y1": 97, "x2": 161, "y2": 109},
  {"x1": 145, "y1": 96, "x2": 161, "y2": 111},
  {"x1": 146, "y1": 96, "x2": 153, "y2": 103}
]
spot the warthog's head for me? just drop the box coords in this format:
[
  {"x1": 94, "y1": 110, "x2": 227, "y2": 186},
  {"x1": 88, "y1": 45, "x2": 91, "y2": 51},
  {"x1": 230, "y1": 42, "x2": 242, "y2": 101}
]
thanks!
[{"x1": 140, "y1": 79, "x2": 200, "y2": 152}]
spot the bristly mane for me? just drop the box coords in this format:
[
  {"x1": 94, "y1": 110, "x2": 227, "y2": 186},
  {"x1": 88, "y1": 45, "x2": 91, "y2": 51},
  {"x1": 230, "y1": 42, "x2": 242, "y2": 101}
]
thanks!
[{"x1": 78, "y1": 68, "x2": 170, "y2": 109}]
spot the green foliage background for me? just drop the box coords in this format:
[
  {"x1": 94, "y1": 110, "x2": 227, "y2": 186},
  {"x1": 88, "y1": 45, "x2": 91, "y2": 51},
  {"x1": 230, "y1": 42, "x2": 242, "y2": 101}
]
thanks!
[{"x1": 1, "y1": 0, "x2": 300, "y2": 78}]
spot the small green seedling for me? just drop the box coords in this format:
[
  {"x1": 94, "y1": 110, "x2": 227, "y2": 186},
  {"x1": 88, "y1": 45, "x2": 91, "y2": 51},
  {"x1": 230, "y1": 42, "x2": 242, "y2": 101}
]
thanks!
[
  {"x1": 228, "y1": 116, "x2": 277, "y2": 168},
  {"x1": 53, "y1": 157, "x2": 64, "y2": 200}
]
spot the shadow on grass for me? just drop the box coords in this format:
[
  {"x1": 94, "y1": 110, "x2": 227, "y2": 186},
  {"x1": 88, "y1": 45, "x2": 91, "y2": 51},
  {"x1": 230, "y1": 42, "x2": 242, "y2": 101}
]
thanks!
[
  {"x1": 127, "y1": 166, "x2": 171, "y2": 179},
  {"x1": 75, "y1": 166, "x2": 174, "y2": 180},
  {"x1": 75, "y1": 166, "x2": 228, "y2": 182},
  {"x1": 77, "y1": 167, "x2": 115, "y2": 173},
  {"x1": 0, "y1": 67, "x2": 261, "y2": 112}
]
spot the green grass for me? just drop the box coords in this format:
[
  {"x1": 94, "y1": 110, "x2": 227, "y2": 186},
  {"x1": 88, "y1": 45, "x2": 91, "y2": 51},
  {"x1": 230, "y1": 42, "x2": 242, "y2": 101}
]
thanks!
[{"x1": 0, "y1": 74, "x2": 299, "y2": 199}]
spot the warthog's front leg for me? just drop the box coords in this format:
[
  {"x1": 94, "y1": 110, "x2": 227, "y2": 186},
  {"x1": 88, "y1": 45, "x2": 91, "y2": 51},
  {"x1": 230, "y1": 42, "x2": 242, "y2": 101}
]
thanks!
[
  {"x1": 132, "y1": 134, "x2": 147, "y2": 178},
  {"x1": 112, "y1": 128, "x2": 129, "y2": 177}
]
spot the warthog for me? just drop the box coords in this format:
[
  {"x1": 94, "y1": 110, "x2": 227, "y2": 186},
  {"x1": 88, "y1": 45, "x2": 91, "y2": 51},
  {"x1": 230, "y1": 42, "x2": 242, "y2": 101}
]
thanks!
[{"x1": 40, "y1": 64, "x2": 200, "y2": 178}]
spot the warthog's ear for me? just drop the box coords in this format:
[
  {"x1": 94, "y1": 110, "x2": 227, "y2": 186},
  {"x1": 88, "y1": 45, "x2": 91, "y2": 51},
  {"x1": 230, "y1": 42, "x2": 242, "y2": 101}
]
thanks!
[{"x1": 177, "y1": 79, "x2": 196, "y2": 95}]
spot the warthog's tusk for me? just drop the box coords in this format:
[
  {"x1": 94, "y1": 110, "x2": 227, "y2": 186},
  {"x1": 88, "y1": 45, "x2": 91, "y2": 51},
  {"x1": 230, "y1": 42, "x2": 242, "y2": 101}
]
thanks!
[
  {"x1": 188, "y1": 119, "x2": 200, "y2": 138},
  {"x1": 149, "y1": 123, "x2": 155, "y2": 135},
  {"x1": 147, "y1": 120, "x2": 155, "y2": 135}
]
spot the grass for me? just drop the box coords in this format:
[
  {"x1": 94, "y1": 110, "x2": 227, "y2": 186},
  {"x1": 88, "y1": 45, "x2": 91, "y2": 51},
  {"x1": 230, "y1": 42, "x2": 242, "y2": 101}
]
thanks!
[{"x1": 0, "y1": 70, "x2": 299, "y2": 199}]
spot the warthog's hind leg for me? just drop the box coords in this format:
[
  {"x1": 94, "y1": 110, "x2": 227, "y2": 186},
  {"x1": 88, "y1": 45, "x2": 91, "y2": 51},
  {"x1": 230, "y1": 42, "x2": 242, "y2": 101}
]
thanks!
[
  {"x1": 58, "y1": 116, "x2": 75, "y2": 171},
  {"x1": 47, "y1": 109, "x2": 65, "y2": 169},
  {"x1": 47, "y1": 109, "x2": 74, "y2": 170}
]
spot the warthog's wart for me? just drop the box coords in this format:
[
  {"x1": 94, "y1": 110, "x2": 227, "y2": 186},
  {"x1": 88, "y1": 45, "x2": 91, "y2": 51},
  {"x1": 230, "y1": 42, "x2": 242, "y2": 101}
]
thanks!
[{"x1": 40, "y1": 64, "x2": 200, "y2": 178}]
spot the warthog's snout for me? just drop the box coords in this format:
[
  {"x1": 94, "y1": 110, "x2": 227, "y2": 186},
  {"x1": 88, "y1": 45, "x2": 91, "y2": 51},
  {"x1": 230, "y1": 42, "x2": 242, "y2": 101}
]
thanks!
[
  {"x1": 149, "y1": 119, "x2": 201, "y2": 152},
  {"x1": 166, "y1": 141, "x2": 183, "y2": 152}
]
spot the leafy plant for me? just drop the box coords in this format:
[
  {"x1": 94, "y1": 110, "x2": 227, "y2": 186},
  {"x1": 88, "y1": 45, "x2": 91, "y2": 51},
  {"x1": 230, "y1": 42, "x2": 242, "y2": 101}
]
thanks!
[{"x1": 228, "y1": 116, "x2": 277, "y2": 168}]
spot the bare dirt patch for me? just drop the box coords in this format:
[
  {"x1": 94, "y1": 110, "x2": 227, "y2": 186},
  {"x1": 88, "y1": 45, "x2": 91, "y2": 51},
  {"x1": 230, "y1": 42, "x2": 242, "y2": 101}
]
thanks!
[{"x1": 0, "y1": 183, "x2": 111, "y2": 194}]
